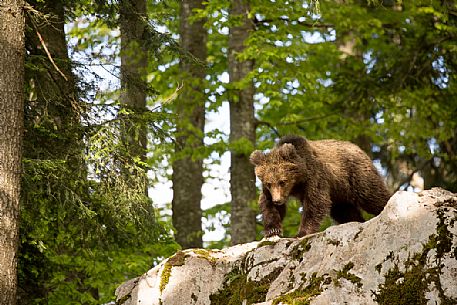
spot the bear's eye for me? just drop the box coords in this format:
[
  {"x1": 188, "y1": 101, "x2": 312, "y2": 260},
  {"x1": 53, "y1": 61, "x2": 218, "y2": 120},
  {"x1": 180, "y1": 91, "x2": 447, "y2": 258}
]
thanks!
[{"x1": 279, "y1": 180, "x2": 286, "y2": 187}]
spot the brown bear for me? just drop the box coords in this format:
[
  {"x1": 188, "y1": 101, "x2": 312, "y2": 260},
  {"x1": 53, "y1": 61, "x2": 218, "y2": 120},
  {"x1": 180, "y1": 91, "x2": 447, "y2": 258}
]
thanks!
[{"x1": 250, "y1": 135, "x2": 390, "y2": 238}]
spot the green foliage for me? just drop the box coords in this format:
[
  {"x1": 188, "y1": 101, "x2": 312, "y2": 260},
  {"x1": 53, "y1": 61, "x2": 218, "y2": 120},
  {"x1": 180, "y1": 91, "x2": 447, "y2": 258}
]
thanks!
[
  {"x1": 203, "y1": 201, "x2": 232, "y2": 248},
  {"x1": 20, "y1": 144, "x2": 179, "y2": 304},
  {"x1": 19, "y1": 1, "x2": 180, "y2": 303},
  {"x1": 229, "y1": 137, "x2": 256, "y2": 156},
  {"x1": 18, "y1": 0, "x2": 457, "y2": 302},
  {"x1": 44, "y1": 244, "x2": 178, "y2": 304},
  {"x1": 247, "y1": 0, "x2": 457, "y2": 189}
]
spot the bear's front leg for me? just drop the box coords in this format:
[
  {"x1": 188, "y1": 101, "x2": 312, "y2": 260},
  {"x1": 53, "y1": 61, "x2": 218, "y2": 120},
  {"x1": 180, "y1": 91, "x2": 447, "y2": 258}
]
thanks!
[
  {"x1": 297, "y1": 192, "x2": 331, "y2": 237},
  {"x1": 259, "y1": 192, "x2": 286, "y2": 237}
]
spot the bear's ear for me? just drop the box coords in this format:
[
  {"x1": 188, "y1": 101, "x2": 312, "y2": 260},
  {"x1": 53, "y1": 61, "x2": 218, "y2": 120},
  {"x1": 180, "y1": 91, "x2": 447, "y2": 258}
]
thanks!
[
  {"x1": 250, "y1": 150, "x2": 265, "y2": 166},
  {"x1": 278, "y1": 143, "x2": 298, "y2": 160}
]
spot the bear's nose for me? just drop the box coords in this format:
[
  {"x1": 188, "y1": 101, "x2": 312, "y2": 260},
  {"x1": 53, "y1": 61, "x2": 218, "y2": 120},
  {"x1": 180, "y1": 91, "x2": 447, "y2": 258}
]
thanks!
[{"x1": 272, "y1": 200, "x2": 282, "y2": 205}]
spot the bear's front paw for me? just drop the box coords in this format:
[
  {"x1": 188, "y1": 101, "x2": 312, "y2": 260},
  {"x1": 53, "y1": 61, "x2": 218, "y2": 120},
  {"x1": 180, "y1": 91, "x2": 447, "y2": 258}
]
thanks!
[
  {"x1": 261, "y1": 235, "x2": 281, "y2": 242},
  {"x1": 265, "y1": 228, "x2": 282, "y2": 237}
]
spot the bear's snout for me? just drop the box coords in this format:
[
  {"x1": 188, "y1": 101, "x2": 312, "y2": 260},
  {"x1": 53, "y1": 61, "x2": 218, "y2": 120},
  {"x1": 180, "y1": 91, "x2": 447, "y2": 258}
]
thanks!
[
  {"x1": 272, "y1": 200, "x2": 284, "y2": 205},
  {"x1": 271, "y1": 188, "x2": 286, "y2": 205}
]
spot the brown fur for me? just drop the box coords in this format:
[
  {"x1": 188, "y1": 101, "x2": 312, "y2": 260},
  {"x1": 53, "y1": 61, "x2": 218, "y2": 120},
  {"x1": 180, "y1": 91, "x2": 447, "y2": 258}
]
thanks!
[{"x1": 250, "y1": 135, "x2": 390, "y2": 237}]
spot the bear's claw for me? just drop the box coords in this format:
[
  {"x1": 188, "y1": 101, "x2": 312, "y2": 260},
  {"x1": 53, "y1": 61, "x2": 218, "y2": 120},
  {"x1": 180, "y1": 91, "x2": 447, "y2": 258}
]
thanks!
[{"x1": 265, "y1": 228, "x2": 282, "y2": 237}]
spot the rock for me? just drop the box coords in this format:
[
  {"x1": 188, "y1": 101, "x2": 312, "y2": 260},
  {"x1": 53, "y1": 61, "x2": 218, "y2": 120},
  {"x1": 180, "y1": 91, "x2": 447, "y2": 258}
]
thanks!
[{"x1": 116, "y1": 188, "x2": 457, "y2": 305}]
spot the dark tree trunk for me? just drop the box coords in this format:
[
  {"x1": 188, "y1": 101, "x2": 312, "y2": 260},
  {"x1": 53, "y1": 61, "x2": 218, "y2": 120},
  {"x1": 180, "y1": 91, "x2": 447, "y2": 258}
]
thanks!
[
  {"x1": 228, "y1": 0, "x2": 257, "y2": 245},
  {"x1": 24, "y1": 0, "x2": 83, "y2": 170},
  {"x1": 119, "y1": 0, "x2": 149, "y2": 194},
  {"x1": 0, "y1": 0, "x2": 25, "y2": 304},
  {"x1": 21, "y1": 1, "x2": 86, "y2": 302},
  {"x1": 172, "y1": 0, "x2": 207, "y2": 249}
]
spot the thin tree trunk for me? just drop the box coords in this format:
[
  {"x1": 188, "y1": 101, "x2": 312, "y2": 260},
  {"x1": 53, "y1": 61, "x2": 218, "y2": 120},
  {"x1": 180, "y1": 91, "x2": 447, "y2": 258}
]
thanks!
[
  {"x1": 228, "y1": 0, "x2": 257, "y2": 245},
  {"x1": 119, "y1": 0, "x2": 148, "y2": 194},
  {"x1": 172, "y1": 0, "x2": 207, "y2": 249},
  {"x1": 0, "y1": 0, "x2": 25, "y2": 304}
]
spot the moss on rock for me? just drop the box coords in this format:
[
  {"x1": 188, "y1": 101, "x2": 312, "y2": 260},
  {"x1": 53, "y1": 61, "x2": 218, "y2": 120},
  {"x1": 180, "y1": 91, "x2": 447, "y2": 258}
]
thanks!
[
  {"x1": 374, "y1": 261, "x2": 428, "y2": 305},
  {"x1": 193, "y1": 249, "x2": 218, "y2": 267},
  {"x1": 374, "y1": 207, "x2": 457, "y2": 305},
  {"x1": 115, "y1": 293, "x2": 131, "y2": 305},
  {"x1": 289, "y1": 238, "x2": 312, "y2": 262},
  {"x1": 272, "y1": 272, "x2": 331, "y2": 305},
  {"x1": 334, "y1": 262, "x2": 362, "y2": 289},
  {"x1": 257, "y1": 240, "x2": 279, "y2": 248},
  {"x1": 159, "y1": 251, "x2": 186, "y2": 293},
  {"x1": 209, "y1": 266, "x2": 283, "y2": 305}
]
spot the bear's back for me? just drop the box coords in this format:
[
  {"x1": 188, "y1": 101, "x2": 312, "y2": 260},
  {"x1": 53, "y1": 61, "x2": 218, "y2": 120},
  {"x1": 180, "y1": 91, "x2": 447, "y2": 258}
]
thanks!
[{"x1": 308, "y1": 139, "x2": 374, "y2": 177}]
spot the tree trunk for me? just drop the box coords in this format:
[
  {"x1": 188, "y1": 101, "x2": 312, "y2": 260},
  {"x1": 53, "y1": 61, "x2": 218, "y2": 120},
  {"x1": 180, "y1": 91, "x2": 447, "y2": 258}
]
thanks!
[
  {"x1": 0, "y1": 0, "x2": 25, "y2": 304},
  {"x1": 119, "y1": 0, "x2": 148, "y2": 194},
  {"x1": 24, "y1": 0, "x2": 83, "y2": 170},
  {"x1": 172, "y1": 0, "x2": 207, "y2": 249},
  {"x1": 228, "y1": 0, "x2": 257, "y2": 245},
  {"x1": 21, "y1": 1, "x2": 86, "y2": 302}
]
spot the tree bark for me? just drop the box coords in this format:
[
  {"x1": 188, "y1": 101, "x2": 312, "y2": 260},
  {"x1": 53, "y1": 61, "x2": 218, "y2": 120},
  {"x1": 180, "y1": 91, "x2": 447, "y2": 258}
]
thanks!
[
  {"x1": 0, "y1": 0, "x2": 25, "y2": 304},
  {"x1": 228, "y1": 0, "x2": 257, "y2": 245},
  {"x1": 119, "y1": 0, "x2": 148, "y2": 194},
  {"x1": 172, "y1": 0, "x2": 207, "y2": 249}
]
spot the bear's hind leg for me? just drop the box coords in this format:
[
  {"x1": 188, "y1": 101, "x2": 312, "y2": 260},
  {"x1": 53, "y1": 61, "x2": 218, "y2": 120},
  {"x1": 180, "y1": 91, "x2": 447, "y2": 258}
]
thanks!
[
  {"x1": 330, "y1": 203, "x2": 365, "y2": 224},
  {"x1": 354, "y1": 175, "x2": 390, "y2": 216},
  {"x1": 356, "y1": 190, "x2": 390, "y2": 217}
]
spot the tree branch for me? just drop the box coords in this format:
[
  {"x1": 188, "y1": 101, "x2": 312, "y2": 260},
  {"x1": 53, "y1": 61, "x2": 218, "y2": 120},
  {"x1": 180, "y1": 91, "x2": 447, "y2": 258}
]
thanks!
[
  {"x1": 255, "y1": 119, "x2": 280, "y2": 137},
  {"x1": 394, "y1": 159, "x2": 432, "y2": 192},
  {"x1": 33, "y1": 26, "x2": 68, "y2": 81},
  {"x1": 254, "y1": 16, "x2": 334, "y2": 29}
]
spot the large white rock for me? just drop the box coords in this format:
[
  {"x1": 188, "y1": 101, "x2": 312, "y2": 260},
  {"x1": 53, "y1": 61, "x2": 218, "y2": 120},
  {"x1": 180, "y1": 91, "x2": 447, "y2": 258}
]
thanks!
[{"x1": 116, "y1": 188, "x2": 457, "y2": 305}]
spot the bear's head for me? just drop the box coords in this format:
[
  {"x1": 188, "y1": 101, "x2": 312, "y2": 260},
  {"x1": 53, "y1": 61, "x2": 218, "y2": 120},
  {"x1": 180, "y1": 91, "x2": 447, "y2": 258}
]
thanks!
[{"x1": 250, "y1": 143, "x2": 303, "y2": 205}]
